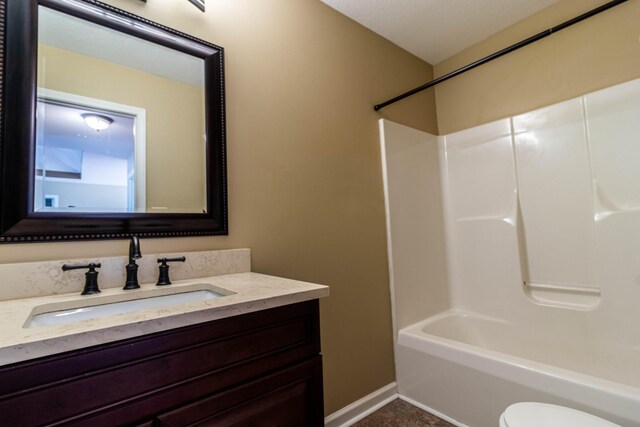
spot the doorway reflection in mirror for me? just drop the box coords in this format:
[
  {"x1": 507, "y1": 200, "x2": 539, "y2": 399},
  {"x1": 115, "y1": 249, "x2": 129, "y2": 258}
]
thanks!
[{"x1": 34, "y1": 96, "x2": 143, "y2": 213}]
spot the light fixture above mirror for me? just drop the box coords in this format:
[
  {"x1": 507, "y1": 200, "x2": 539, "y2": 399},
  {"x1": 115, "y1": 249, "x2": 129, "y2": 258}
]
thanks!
[
  {"x1": 188, "y1": 0, "x2": 205, "y2": 12},
  {"x1": 137, "y1": 0, "x2": 205, "y2": 12}
]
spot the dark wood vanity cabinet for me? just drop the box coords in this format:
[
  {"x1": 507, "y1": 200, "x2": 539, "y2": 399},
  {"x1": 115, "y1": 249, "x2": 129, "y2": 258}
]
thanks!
[{"x1": 0, "y1": 300, "x2": 324, "y2": 426}]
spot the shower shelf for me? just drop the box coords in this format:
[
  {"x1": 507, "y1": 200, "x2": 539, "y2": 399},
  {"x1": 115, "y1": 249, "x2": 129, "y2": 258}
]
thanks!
[{"x1": 523, "y1": 281, "x2": 601, "y2": 311}]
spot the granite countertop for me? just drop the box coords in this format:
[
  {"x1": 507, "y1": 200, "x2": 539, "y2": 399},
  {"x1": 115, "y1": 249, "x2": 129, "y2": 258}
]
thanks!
[{"x1": 0, "y1": 272, "x2": 329, "y2": 366}]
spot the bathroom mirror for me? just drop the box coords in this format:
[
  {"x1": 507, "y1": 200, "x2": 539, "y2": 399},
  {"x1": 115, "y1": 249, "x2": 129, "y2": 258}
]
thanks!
[{"x1": 0, "y1": 0, "x2": 227, "y2": 242}]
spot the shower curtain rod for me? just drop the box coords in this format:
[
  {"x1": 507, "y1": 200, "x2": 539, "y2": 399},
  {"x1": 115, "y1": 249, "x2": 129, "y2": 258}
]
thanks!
[{"x1": 373, "y1": 0, "x2": 629, "y2": 112}]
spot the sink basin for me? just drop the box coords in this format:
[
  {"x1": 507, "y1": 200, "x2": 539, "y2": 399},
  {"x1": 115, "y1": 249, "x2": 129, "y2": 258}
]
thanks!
[{"x1": 26, "y1": 287, "x2": 227, "y2": 328}]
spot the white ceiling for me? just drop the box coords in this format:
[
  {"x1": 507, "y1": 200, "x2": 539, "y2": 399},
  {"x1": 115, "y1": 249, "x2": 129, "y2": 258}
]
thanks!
[{"x1": 320, "y1": 0, "x2": 561, "y2": 65}]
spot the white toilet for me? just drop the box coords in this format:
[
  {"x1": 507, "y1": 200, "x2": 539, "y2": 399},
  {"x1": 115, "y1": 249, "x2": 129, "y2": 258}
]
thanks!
[{"x1": 499, "y1": 402, "x2": 621, "y2": 427}]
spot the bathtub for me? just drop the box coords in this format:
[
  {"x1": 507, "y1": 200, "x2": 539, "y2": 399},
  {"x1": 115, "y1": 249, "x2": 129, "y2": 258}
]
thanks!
[{"x1": 395, "y1": 310, "x2": 640, "y2": 427}]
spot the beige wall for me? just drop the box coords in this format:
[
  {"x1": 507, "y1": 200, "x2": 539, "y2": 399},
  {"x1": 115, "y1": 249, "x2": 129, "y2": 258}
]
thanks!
[
  {"x1": 434, "y1": 0, "x2": 640, "y2": 134},
  {"x1": 3, "y1": 0, "x2": 438, "y2": 415},
  {"x1": 38, "y1": 44, "x2": 206, "y2": 211}
]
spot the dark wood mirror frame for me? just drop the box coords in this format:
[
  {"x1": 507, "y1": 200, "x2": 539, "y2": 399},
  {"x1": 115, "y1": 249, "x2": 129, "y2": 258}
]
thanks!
[{"x1": 0, "y1": 0, "x2": 227, "y2": 243}]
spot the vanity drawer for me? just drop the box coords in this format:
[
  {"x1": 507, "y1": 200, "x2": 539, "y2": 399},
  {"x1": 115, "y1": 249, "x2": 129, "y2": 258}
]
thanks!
[
  {"x1": 156, "y1": 357, "x2": 323, "y2": 427},
  {"x1": 0, "y1": 300, "x2": 322, "y2": 426}
]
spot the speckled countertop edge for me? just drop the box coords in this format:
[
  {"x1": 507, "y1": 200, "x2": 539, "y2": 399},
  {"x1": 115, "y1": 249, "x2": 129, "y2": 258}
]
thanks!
[{"x1": 0, "y1": 272, "x2": 329, "y2": 366}]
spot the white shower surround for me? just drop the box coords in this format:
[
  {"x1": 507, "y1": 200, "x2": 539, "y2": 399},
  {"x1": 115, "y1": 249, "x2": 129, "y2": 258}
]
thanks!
[{"x1": 380, "y1": 79, "x2": 640, "y2": 427}]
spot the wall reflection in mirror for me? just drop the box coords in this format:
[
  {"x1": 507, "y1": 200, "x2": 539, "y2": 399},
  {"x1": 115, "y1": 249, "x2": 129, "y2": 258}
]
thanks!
[{"x1": 36, "y1": 6, "x2": 207, "y2": 214}]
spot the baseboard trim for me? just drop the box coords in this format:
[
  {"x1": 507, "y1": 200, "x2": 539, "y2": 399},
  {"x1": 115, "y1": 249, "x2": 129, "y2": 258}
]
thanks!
[
  {"x1": 398, "y1": 394, "x2": 468, "y2": 427},
  {"x1": 325, "y1": 382, "x2": 398, "y2": 427}
]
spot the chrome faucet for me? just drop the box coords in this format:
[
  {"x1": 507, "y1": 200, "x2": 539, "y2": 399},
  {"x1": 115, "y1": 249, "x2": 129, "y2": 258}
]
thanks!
[{"x1": 123, "y1": 236, "x2": 142, "y2": 290}]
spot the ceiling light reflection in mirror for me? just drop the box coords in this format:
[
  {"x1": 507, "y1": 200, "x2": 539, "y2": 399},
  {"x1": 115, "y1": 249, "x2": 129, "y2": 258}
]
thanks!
[
  {"x1": 82, "y1": 113, "x2": 114, "y2": 131},
  {"x1": 36, "y1": 5, "x2": 208, "y2": 214}
]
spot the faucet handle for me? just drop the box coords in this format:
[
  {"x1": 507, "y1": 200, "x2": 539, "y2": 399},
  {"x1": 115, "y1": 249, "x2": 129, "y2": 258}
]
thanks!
[
  {"x1": 62, "y1": 263, "x2": 101, "y2": 295},
  {"x1": 156, "y1": 256, "x2": 186, "y2": 286}
]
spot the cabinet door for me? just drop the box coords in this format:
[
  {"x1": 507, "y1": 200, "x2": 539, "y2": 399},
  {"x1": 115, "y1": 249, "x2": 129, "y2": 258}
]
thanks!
[{"x1": 157, "y1": 357, "x2": 324, "y2": 427}]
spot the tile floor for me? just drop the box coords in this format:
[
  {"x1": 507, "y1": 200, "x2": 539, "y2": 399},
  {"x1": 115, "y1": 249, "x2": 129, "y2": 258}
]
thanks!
[{"x1": 352, "y1": 399, "x2": 455, "y2": 426}]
